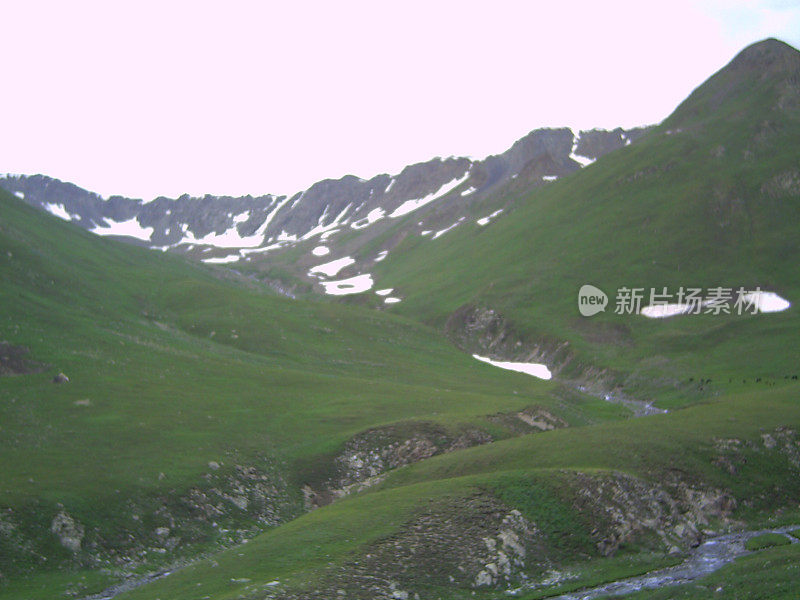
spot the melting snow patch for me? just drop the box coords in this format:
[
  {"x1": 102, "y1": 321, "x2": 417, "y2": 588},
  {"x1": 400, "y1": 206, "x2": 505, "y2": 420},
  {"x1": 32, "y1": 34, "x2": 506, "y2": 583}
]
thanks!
[
  {"x1": 384, "y1": 297, "x2": 401, "y2": 304},
  {"x1": 350, "y1": 207, "x2": 385, "y2": 230},
  {"x1": 203, "y1": 255, "x2": 241, "y2": 264},
  {"x1": 389, "y1": 172, "x2": 470, "y2": 218},
  {"x1": 13, "y1": 191, "x2": 24, "y2": 199},
  {"x1": 302, "y1": 204, "x2": 352, "y2": 240},
  {"x1": 641, "y1": 304, "x2": 695, "y2": 319},
  {"x1": 432, "y1": 217, "x2": 465, "y2": 239},
  {"x1": 92, "y1": 217, "x2": 154, "y2": 241},
  {"x1": 542, "y1": 175, "x2": 558, "y2": 182},
  {"x1": 569, "y1": 129, "x2": 596, "y2": 167},
  {"x1": 309, "y1": 256, "x2": 355, "y2": 277},
  {"x1": 240, "y1": 243, "x2": 286, "y2": 256},
  {"x1": 375, "y1": 288, "x2": 393, "y2": 296},
  {"x1": 420, "y1": 230, "x2": 432, "y2": 236},
  {"x1": 321, "y1": 274, "x2": 373, "y2": 296},
  {"x1": 476, "y1": 209, "x2": 503, "y2": 226},
  {"x1": 188, "y1": 223, "x2": 264, "y2": 248},
  {"x1": 473, "y1": 355, "x2": 552, "y2": 380},
  {"x1": 641, "y1": 291, "x2": 790, "y2": 318},
  {"x1": 375, "y1": 250, "x2": 388, "y2": 262},
  {"x1": 460, "y1": 186, "x2": 477, "y2": 196},
  {"x1": 744, "y1": 291, "x2": 790, "y2": 313},
  {"x1": 44, "y1": 203, "x2": 73, "y2": 221},
  {"x1": 312, "y1": 246, "x2": 330, "y2": 257},
  {"x1": 385, "y1": 178, "x2": 395, "y2": 193}
]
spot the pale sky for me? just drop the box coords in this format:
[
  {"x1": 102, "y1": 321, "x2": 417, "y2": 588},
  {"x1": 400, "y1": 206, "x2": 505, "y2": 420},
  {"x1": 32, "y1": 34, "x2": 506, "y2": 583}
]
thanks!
[{"x1": 2, "y1": 0, "x2": 799, "y2": 200}]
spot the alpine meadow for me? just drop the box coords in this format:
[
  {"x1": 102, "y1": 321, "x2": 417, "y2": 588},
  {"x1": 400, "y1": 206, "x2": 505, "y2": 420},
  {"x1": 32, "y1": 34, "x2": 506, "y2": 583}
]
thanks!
[{"x1": 1, "y1": 37, "x2": 799, "y2": 600}]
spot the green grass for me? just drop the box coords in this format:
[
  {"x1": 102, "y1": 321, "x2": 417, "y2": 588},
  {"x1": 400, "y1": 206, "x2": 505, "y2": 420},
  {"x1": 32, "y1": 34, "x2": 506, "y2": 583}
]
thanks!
[
  {"x1": 744, "y1": 532, "x2": 792, "y2": 551},
  {"x1": 2, "y1": 38, "x2": 800, "y2": 600}
]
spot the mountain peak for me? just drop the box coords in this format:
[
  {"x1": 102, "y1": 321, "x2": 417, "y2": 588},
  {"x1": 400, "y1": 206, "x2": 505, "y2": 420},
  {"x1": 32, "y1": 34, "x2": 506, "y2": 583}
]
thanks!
[
  {"x1": 727, "y1": 37, "x2": 800, "y2": 74},
  {"x1": 664, "y1": 38, "x2": 800, "y2": 129}
]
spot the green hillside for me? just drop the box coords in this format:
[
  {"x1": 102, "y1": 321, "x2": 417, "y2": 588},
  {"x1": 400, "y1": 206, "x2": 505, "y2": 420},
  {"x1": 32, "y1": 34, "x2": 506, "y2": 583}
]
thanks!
[
  {"x1": 0, "y1": 189, "x2": 622, "y2": 598},
  {"x1": 371, "y1": 38, "x2": 800, "y2": 408},
  {"x1": 2, "y1": 38, "x2": 799, "y2": 600}
]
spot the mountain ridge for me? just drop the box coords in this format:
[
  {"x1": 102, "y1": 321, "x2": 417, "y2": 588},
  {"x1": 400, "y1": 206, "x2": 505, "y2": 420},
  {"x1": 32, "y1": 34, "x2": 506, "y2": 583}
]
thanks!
[{"x1": 0, "y1": 126, "x2": 649, "y2": 255}]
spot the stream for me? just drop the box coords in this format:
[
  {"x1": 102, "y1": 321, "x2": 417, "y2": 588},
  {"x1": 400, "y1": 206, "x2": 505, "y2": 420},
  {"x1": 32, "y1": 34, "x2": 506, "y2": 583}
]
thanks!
[{"x1": 544, "y1": 525, "x2": 799, "y2": 599}]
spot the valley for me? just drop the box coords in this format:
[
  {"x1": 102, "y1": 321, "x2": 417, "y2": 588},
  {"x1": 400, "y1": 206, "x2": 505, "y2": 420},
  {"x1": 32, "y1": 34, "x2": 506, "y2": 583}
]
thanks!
[{"x1": 1, "y1": 38, "x2": 799, "y2": 600}]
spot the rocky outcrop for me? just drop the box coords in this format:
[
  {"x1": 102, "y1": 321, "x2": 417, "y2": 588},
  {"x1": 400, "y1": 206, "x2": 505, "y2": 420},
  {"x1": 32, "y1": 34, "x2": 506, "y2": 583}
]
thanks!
[
  {"x1": 50, "y1": 511, "x2": 84, "y2": 552},
  {"x1": 275, "y1": 494, "x2": 545, "y2": 600},
  {"x1": 567, "y1": 471, "x2": 737, "y2": 557},
  {"x1": 303, "y1": 423, "x2": 492, "y2": 509}
]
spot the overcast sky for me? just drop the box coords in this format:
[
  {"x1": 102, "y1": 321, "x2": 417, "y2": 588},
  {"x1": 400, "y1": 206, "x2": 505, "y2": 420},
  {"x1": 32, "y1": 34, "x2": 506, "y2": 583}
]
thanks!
[{"x1": 2, "y1": 0, "x2": 799, "y2": 200}]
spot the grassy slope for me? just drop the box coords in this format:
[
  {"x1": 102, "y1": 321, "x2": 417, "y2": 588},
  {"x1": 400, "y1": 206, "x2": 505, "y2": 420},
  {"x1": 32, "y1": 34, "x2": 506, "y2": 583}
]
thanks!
[
  {"x1": 366, "y1": 40, "x2": 800, "y2": 407},
  {"x1": 0, "y1": 189, "x2": 627, "y2": 598},
  {"x1": 4, "y1": 39, "x2": 800, "y2": 600},
  {"x1": 112, "y1": 40, "x2": 800, "y2": 599},
  {"x1": 117, "y1": 384, "x2": 800, "y2": 600}
]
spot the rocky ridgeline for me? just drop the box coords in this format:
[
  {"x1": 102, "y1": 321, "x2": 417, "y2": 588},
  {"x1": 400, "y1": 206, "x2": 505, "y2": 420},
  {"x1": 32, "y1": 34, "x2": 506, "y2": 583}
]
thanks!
[{"x1": 0, "y1": 127, "x2": 649, "y2": 263}]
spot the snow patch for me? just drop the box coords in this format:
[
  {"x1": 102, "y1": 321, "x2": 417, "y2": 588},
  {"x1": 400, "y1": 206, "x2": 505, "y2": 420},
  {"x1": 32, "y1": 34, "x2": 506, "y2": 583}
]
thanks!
[
  {"x1": 375, "y1": 288, "x2": 393, "y2": 296},
  {"x1": 312, "y1": 246, "x2": 330, "y2": 257},
  {"x1": 374, "y1": 250, "x2": 388, "y2": 262},
  {"x1": 350, "y1": 207, "x2": 385, "y2": 230},
  {"x1": 233, "y1": 211, "x2": 250, "y2": 224},
  {"x1": 320, "y1": 274, "x2": 373, "y2": 296},
  {"x1": 641, "y1": 304, "x2": 695, "y2": 319},
  {"x1": 460, "y1": 186, "x2": 477, "y2": 196},
  {"x1": 384, "y1": 297, "x2": 401, "y2": 304},
  {"x1": 389, "y1": 172, "x2": 470, "y2": 218},
  {"x1": 473, "y1": 355, "x2": 552, "y2": 380},
  {"x1": 385, "y1": 178, "x2": 395, "y2": 193},
  {"x1": 744, "y1": 291, "x2": 790, "y2": 313},
  {"x1": 569, "y1": 129, "x2": 596, "y2": 167},
  {"x1": 542, "y1": 175, "x2": 558, "y2": 182},
  {"x1": 476, "y1": 209, "x2": 503, "y2": 226},
  {"x1": 301, "y1": 203, "x2": 352, "y2": 240},
  {"x1": 44, "y1": 202, "x2": 73, "y2": 221},
  {"x1": 309, "y1": 256, "x2": 355, "y2": 277},
  {"x1": 13, "y1": 191, "x2": 24, "y2": 199},
  {"x1": 187, "y1": 222, "x2": 264, "y2": 248},
  {"x1": 432, "y1": 217, "x2": 465, "y2": 239},
  {"x1": 202, "y1": 255, "x2": 241, "y2": 264},
  {"x1": 91, "y1": 217, "x2": 154, "y2": 241}
]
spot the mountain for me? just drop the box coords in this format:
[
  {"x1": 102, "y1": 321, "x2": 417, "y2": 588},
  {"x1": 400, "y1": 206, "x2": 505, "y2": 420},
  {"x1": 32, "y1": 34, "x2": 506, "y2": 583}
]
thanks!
[
  {"x1": 0, "y1": 126, "x2": 648, "y2": 279},
  {"x1": 1, "y1": 38, "x2": 800, "y2": 600}
]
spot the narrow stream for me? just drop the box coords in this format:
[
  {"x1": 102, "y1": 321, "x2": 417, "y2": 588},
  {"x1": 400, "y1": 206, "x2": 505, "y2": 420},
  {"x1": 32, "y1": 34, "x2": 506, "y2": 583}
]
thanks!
[{"x1": 546, "y1": 525, "x2": 798, "y2": 599}]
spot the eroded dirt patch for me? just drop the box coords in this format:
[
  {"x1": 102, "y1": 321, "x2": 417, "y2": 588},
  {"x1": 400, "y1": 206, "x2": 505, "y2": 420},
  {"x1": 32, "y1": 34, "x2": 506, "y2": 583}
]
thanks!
[{"x1": 0, "y1": 341, "x2": 46, "y2": 375}]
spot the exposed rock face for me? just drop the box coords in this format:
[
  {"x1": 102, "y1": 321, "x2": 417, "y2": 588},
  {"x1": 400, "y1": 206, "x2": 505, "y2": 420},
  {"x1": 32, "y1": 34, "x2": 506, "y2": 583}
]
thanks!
[
  {"x1": 445, "y1": 305, "x2": 570, "y2": 370},
  {"x1": 276, "y1": 494, "x2": 544, "y2": 600},
  {"x1": 50, "y1": 511, "x2": 84, "y2": 552},
  {"x1": 278, "y1": 470, "x2": 740, "y2": 599},
  {"x1": 567, "y1": 471, "x2": 737, "y2": 557},
  {"x1": 304, "y1": 423, "x2": 492, "y2": 509}
]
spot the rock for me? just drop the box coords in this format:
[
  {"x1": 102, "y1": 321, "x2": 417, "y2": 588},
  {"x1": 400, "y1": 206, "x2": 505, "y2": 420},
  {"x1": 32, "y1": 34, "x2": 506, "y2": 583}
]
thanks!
[
  {"x1": 50, "y1": 511, "x2": 84, "y2": 552},
  {"x1": 52, "y1": 372, "x2": 69, "y2": 384},
  {"x1": 208, "y1": 461, "x2": 220, "y2": 470},
  {"x1": 154, "y1": 526, "x2": 170, "y2": 538}
]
